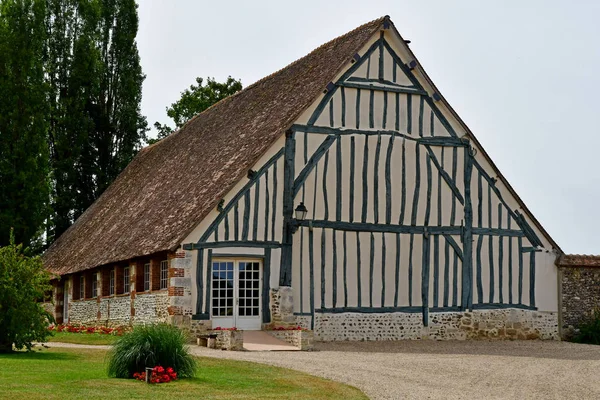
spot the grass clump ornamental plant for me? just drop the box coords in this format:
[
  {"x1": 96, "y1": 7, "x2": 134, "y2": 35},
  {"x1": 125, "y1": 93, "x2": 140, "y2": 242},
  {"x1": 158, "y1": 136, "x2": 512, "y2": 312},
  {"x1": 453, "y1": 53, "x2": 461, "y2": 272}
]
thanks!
[{"x1": 107, "y1": 324, "x2": 197, "y2": 379}]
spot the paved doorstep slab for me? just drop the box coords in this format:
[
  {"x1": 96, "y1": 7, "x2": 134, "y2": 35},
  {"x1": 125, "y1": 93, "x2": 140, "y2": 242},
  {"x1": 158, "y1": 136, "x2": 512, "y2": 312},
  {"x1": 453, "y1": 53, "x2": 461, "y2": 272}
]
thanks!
[{"x1": 242, "y1": 331, "x2": 300, "y2": 351}]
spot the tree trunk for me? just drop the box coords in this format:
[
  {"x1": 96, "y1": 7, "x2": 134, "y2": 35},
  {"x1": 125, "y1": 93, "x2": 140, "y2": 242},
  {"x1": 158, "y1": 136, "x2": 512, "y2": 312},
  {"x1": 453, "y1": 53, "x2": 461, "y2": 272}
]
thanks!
[{"x1": 0, "y1": 341, "x2": 13, "y2": 353}]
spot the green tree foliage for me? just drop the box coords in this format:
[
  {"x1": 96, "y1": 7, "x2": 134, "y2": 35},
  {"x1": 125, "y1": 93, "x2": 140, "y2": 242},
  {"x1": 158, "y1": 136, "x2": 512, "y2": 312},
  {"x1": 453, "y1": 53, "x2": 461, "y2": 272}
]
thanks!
[
  {"x1": 149, "y1": 76, "x2": 242, "y2": 144},
  {"x1": 0, "y1": 232, "x2": 54, "y2": 352},
  {"x1": 0, "y1": 0, "x2": 50, "y2": 250},
  {"x1": 46, "y1": 0, "x2": 148, "y2": 242}
]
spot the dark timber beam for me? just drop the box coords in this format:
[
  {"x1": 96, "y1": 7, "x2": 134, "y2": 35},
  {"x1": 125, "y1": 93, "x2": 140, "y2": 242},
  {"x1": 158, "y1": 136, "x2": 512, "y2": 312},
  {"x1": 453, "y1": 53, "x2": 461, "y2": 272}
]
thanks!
[
  {"x1": 279, "y1": 130, "x2": 296, "y2": 287},
  {"x1": 183, "y1": 241, "x2": 281, "y2": 250},
  {"x1": 336, "y1": 81, "x2": 428, "y2": 96}
]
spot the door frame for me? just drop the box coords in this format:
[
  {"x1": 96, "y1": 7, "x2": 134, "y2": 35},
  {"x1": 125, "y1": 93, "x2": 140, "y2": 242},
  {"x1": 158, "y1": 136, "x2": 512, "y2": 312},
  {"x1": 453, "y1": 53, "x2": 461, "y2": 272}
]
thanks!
[
  {"x1": 63, "y1": 280, "x2": 69, "y2": 323},
  {"x1": 210, "y1": 257, "x2": 263, "y2": 330}
]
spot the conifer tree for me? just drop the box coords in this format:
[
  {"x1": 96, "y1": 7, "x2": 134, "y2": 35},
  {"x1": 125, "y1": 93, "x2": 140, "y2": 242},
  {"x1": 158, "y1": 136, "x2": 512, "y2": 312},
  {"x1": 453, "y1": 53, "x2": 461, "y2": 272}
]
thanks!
[{"x1": 0, "y1": 0, "x2": 49, "y2": 249}]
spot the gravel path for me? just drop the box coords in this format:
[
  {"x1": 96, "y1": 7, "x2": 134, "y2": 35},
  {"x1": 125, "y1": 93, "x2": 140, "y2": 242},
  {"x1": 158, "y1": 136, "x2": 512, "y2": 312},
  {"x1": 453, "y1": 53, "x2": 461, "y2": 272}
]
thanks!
[
  {"x1": 190, "y1": 341, "x2": 600, "y2": 400},
  {"x1": 45, "y1": 340, "x2": 600, "y2": 399}
]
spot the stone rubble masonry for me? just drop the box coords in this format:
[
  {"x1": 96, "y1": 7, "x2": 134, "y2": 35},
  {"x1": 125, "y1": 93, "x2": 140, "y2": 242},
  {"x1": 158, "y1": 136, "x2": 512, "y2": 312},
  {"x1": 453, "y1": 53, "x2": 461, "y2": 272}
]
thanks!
[
  {"x1": 269, "y1": 286, "x2": 295, "y2": 326},
  {"x1": 266, "y1": 330, "x2": 314, "y2": 350},
  {"x1": 311, "y1": 309, "x2": 559, "y2": 341},
  {"x1": 167, "y1": 249, "x2": 193, "y2": 324},
  {"x1": 558, "y1": 258, "x2": 600, "y2": 338},
  {"x1": 209, "y1": 330, "x2": 244, "y2": 350},
  {"x1": 56, "y1": 253, "x2": 176, "y2": 327},
  {"x1": 189, "y1": 319, "x2": 211, "y2": 338}
]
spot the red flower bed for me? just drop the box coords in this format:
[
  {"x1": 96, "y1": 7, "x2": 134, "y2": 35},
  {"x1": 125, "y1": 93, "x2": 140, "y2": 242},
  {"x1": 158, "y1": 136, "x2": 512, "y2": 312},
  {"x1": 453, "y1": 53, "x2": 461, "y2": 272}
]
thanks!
[
  {"x1": 133, "y1": 366, "x2": 178, "y2": 384},
  {"x1": 272, "y1": 326, "x2": 306, "y2": 331},
  {"x1": 48, "y1": 323, "x2": 128, "y2": 336}
]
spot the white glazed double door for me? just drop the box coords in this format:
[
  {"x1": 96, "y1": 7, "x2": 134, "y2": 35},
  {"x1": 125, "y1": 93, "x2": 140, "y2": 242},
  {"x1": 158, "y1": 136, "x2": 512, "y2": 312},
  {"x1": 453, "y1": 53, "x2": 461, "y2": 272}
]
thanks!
[{"x1": 211, "y1": 259, "x2": 262, "y2": 330}]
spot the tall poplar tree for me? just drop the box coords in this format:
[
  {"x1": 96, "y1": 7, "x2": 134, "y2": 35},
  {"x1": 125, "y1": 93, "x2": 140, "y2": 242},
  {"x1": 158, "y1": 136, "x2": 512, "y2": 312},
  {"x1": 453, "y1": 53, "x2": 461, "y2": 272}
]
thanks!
[
  {"x1": 0, "y1": 0, "x2": 49, "y2": 249},
  {"x1": 46, "y1": 0, "x2": 147, "y2": 242}
]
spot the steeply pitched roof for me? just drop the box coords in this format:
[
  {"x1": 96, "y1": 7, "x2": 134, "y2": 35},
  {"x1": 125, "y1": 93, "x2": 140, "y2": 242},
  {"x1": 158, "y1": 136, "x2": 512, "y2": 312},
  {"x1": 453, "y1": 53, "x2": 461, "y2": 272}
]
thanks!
[{"x1": 43, "y1": 16, "x2": 386, "y2": 275}]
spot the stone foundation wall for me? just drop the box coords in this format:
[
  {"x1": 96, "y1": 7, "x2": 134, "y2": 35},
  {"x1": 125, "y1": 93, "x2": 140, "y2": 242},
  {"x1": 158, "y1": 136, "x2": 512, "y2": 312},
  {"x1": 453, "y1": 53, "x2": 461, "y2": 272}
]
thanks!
[
  {"x1": 66, "y1": 293, "x2": 169, "y2": 326},
  {"x1": 69, "y1": 299, "x2": 100, "y2": 325},
  {"x1": 133, "y1": 292, "x2": 169, "y2": 324},
  {"x1": 103, "y1": 297, "x2": 131, "y2": 325},
  {"x1": 314, "y1": 312, "x2": 425, "y2": 341},
  {"x1": 308, "y1": 309, "x2": 559, "y2": 341}
]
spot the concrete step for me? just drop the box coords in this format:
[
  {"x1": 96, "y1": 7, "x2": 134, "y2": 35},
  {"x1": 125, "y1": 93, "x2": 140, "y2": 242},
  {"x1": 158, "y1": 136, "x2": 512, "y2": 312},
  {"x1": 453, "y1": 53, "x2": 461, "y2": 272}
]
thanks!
[{"x1": 243, "y1": 330, "x2": 300, "y2": 351}]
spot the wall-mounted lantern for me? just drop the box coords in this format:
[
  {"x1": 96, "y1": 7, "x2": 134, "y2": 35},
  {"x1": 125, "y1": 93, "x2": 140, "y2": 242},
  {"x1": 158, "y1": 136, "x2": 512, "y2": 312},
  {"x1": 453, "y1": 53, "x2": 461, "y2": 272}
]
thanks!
[{"x1": 294, "y1": 202, "x2": 308, "y2": 221}]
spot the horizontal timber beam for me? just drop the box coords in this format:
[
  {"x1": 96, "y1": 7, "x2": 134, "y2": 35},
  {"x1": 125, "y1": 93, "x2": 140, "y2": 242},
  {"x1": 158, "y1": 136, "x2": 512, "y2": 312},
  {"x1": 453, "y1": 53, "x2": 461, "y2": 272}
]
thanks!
[
  {"x1": 472, "y1": 228, "x2": 525, "y2": 237},
  {"x1": 336, "y1": 81, "x2": 428, "y2": 96},
  {"x1": 419, "y1": 137, "x2": 469, "y2": 147},
  {"x1": 291, "y1": 124, "x2": 416, "y2": 140},
  {"x1": 292, "y1": 125, "x2": 467, "y2": 148},
  {"x1": 316, "y1": 306, "x2": 423, "y2": 314},
  {"x1": 294, "y1": 220, "x2": 527, "y2": 238},
  {"x1": 471, "y1": 303, "x2": 537, "y2": 311},
  {"x1": 295, "y1": 220, "x2": 461, "y2": 235},
  {"x1": 346, "y1": 76, "x2": 418, "y2": 89},
  {"x1": 183, "y1": 241, "x2": 281, "y2": 250}
]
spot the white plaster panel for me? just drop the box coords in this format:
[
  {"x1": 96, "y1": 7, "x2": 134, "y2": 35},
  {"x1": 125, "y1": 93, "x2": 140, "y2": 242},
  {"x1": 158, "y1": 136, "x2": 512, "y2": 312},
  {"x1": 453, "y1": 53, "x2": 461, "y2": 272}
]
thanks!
[
  {"x1": 170, "y1": 277, "x2": 191, "y2": 289},
  {"x1": 170, "y1": 296, "x2": 191, "y2": 307}
]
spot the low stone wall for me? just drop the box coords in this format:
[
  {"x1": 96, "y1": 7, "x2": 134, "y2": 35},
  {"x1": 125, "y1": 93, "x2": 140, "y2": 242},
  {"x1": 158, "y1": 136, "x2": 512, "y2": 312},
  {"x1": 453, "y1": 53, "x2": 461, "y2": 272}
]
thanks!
[
  {"x1": 133, "y1": 292, "x2": 169, "y2": 324},
  {"x1": 558, "y1": 256, "x2": 600, "y2": 337},
  {"x1": 266, "y1": 330, "x2": 314, "y2": 350},
  {"x1": 67, "y1": 293, "x2": 169, "y2": 326},
  {"x1": 211, "y1": 330, "x2": 244, "y2": 350},
  {"x1": 101, "y1": 296, "x2": 131, "y2": 326},
  {"x1": 69, "y1": 299, "x2": 100, "y2": 325},
  {"x1": 189, "y1": 318, "x2": 210, "y2": 338},
  {"x1": 309, "y1": 309, "x2": 559, "y2": 341}
]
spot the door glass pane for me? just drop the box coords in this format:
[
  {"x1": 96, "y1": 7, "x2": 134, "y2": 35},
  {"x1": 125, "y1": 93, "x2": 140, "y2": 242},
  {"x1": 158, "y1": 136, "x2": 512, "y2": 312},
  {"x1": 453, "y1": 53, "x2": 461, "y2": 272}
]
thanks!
[
  {"x1": 238, "y1": 261, "x2": 260, "y2": 318},
  {"x1": 212, "y1": 262, "x2": 234, "y2": 317}
]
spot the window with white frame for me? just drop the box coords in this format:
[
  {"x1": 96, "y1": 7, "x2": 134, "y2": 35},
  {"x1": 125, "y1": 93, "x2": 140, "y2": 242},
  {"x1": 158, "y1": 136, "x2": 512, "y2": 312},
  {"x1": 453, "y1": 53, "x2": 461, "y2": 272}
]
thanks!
[
  {"x1": 79, "y1": 275, "x2": 85, "y2": 299},
  {"x1": 160, "y1": 260, "x2": 169, "y2": 290},
  {"x1": 91, "y1": 273, "x2": 97, "y2": 298},
  {"x1": 123, "y1": 266, "x2": 130, "y2": 294},
  {"x1": 144, "y1": 263, "x2": 150, "y2": 291},
  {"x1": 109, "y1": 269, "x2": 115, "y2": 296}
]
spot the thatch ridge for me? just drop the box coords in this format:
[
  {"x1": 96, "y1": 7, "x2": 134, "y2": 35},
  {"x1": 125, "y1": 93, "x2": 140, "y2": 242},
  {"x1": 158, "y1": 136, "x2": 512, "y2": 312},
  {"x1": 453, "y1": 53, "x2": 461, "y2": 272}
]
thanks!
[{"x1": 43, "y1": 16, "x2": 386, "y2": 275}]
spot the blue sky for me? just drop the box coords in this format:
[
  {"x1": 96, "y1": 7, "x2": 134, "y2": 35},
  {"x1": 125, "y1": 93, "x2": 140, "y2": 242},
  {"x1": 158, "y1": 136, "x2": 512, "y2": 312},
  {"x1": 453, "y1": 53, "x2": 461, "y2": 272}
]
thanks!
[{"x1": 136, "y1": 0, "x2": 600, "y2": 254}]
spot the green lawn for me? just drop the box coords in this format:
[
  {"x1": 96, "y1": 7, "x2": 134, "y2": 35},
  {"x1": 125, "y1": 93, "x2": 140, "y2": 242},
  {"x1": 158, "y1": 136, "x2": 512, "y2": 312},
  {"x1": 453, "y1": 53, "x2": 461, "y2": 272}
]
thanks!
[
  {"x1": 46, "y1": 331, "x2": 119, "y2": 345},
  {"x1": 0, "y1": 348, "x2": 366, "y2": 399}
]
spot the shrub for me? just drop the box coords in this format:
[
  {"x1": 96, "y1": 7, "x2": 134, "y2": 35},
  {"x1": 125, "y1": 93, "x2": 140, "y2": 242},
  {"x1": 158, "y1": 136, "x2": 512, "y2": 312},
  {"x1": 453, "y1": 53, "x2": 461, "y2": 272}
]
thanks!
[
  {"x1": 0, "y1": 234, "x2": 54, "y2": 353},
  {"x1": 573, "y1": 312, "x2": 600, "y2": 345},
  {"x1": 107, "y1": 324, "x2": 197, "y2": 379}
]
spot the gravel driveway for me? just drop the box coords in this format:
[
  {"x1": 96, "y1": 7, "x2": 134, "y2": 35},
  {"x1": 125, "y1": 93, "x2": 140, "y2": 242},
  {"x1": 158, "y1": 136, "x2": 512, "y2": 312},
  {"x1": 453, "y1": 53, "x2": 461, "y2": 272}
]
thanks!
[{"x1": 191, "y1": 340, "x2": 600, "y2": 399}]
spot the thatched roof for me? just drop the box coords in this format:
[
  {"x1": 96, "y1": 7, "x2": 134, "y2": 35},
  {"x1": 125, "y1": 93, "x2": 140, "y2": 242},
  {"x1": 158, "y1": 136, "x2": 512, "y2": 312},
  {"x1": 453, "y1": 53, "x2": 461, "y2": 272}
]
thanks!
[{"x1": 43, "y1": 16, "x2": 386, "y2": 275}]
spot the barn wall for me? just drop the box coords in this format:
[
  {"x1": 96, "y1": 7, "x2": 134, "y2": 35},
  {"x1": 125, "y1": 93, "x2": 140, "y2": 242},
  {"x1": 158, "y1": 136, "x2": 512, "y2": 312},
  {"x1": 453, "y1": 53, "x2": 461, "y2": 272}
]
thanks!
[
  {"x1": 289, "y1": 28, "x2": 559, "y2": 339},
  {"x1": 180, "y1": 27, "x2": 559, "y2": 340}
]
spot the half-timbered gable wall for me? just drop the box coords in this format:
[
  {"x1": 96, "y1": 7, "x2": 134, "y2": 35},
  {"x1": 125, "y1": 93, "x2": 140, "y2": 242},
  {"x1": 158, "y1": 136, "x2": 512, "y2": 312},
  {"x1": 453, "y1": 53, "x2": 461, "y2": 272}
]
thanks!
[
  {"x1": 182, "y1": 135, "x2": 286, "y2": 325},
  {"x1": 182, "y1": 25, "x2": 559, "y2": 340}
]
